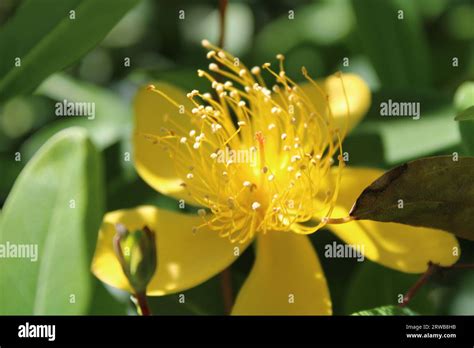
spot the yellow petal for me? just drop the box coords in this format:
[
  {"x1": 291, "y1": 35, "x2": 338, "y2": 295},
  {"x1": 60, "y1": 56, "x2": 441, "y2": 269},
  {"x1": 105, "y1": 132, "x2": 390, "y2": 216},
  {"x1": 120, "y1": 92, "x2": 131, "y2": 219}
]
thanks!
[
  {"x1": 324, "y1": 167, "x2": 460, "y2": 273},
  {"x1": 92, "y1": 206, "x2": 247, "y2": 295},
  {"x1": 300, "y1": 73, "x2": 371, "y2": 134},
  {"x1": 133, "y1": 82, "x2": 196, "y2": 203},
  {"x1": 232, "y1": 231, "x2": 331, "y2": 315}
]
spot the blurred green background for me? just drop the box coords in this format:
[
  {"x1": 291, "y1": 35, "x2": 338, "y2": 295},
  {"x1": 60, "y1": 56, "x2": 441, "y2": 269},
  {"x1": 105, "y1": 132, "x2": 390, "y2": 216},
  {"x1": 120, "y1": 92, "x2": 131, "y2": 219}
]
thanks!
[{"x1": 0, "y1": 0, "x2": 473, "y2": 315}]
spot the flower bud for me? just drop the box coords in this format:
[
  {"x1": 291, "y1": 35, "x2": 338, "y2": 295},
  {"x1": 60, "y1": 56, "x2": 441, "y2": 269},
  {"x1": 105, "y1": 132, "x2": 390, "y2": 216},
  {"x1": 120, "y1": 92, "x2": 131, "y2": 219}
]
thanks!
[{"x1": 113, "y1": 223, "x2": 157, "y2": 294}]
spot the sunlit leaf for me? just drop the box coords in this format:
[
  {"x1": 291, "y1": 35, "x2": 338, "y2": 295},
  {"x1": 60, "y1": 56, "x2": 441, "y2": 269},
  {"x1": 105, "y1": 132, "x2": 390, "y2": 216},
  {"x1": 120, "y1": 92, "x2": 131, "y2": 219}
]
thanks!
[
  {"x1": 455, "y1": 82, "x2": 474, "y2": 155},
  {"x1": 0, "y1": 127, "x2": 104, "y2": 314},
  {"x1": 358, "y1": 90, "x2": 460, "y2": 164},
  {"x1": 352, "y1": 305, "x2": 417, "y2": 316}
]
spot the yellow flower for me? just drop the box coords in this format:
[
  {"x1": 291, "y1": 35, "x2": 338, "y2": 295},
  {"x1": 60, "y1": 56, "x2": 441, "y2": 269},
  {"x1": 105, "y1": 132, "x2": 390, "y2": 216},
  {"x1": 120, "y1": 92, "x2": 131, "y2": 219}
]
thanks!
[{"x1": 91, "y1": 40, "x2": 459, "y2": 315}]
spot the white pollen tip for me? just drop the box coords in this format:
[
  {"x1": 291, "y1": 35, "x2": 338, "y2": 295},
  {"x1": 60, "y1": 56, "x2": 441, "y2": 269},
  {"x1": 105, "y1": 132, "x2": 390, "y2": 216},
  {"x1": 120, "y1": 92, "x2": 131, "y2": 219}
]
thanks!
[
  {"x1": 218, "y1": 51, "x2": 226, "y2": 59},
  {"x1": 206, "y1": 50, "x2": 216, "y2": 59},
  {"x1": 186, "y1": 173, "x2": 194, "y2": 179},
  {"x1": 201, "y1": 39, "x2": 211, "y2": 48},
  {"x1": 243, "y1": 181, "x2": 251, "y2": 187},
  {"x1": 197, "y1": 69, "x2": 204, "y2": 77},
  {"x1": 197, "y1": 208, "x2": 207, "y2": 217},
  {"x1": 180, "y1": 137, "x2": 187, "y2": 144},
  {"x1": 211, "y1": 123, "x2": 222, "y2": 133},
  {"x1": 251, "y1": 202, "x2": 261, "y2": 210},
  {"x1": 276, "y1": 53, "x2": 284, "y2": 60},
  {"x1": 209, "y1": 63, "x2": 219, "y2": 71},
  {"x1": 251, "y1": 66, "x2": 261, "y2": 75},
  {"x1": 238, "y1": 101, "x2": 246, "y2": 107},
  {"x1": 291, "y1": 155, "x2": 301, "y2": 163},
  {"x1": 271, "y1": 107, "x2": 281, "y2": 114},
  {"x1": 239, "y1": 69, "x2": 247, "y2": 77}
]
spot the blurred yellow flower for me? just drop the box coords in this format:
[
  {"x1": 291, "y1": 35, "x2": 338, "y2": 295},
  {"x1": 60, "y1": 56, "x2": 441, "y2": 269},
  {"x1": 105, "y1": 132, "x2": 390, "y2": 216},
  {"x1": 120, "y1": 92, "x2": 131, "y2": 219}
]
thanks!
[{"x1": 91, "y1": 41, "x2": 459, "y2": 315}]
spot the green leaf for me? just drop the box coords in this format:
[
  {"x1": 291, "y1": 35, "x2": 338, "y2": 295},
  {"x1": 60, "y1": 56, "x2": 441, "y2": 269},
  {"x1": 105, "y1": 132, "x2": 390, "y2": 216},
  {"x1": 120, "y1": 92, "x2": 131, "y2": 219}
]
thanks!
[
  {"x1": 344, "y1": 262, "x2": 435, "y2": 315},
  {"x1": 444, "y1": 272, "x2": 474, "y2": 315},
  {"x1": 352, "y1": 305, "x2": 417, "y2": 316},
  {"x1": 455, "y1": 82, "x2": 474, "y2": 155},
  {"x1": 351, "y1": 0, "x2": 431, "y2": 88},
  {"x1": 0, "y1": 127, "x2": 104, "y2": 314},
  {"x1": 455, "y1": 105, "x2": 474, "y2": 121},
  {"x1": 359, "y1": 89, "x2": 460, "y2": 164},
  {"x1": 342, "y1": 130, "x2": 387, "y2": 168},
  {"x1": 21, "y1": 73, "x2": 132, "y2": 159},
  {"x1": 350, "y1": 156, "x2": 474, "y2": 240},
  {"x1": 88, "y1": 281, "x2": 128, "y2": 315},
  {"x1": 254, "y1": 0, "x2": 353, "y2": 62},
  {"x1": 148, "y1": 275, "x2": 225, "y2": 315},
  {"x1": 0, "y1": 0, "x2": 139, "y2": 102},
  {"x1": 454, "y1": 82, "x2": 474, "y2": 111},
  {"x1": 0, "y1": 153, "x2": 23, "y2": 204}
]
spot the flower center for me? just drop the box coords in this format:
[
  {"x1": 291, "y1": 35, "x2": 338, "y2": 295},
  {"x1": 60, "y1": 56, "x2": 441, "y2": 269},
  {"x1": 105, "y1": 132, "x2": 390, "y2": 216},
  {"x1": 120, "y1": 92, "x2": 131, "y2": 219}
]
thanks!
[{"x1": 142, "y1": 40, "x2": 346, "y2": 243}]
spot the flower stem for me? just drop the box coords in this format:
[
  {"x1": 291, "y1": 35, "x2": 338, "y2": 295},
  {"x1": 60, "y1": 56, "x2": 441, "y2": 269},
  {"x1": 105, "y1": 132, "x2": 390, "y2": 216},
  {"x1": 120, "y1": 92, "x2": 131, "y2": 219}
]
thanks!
[
  {"x1": 400, "y1": 262, "x2": 474, "y2": 307},
  {"x1": 324, "y1": 216, "x2": 354, "y2": 224},
  {"x1": 220, "y1": 267, "x2": 234, "y2": 314},
  {"x1": 135, "y1": 292, "x2": 152, "y2": 316},
  {"x1": 400, "y1": 262, "x2": 436, "y2": 307},
  {"x1": 218, "y1": 0, "x2": 228, "y2": 48}
]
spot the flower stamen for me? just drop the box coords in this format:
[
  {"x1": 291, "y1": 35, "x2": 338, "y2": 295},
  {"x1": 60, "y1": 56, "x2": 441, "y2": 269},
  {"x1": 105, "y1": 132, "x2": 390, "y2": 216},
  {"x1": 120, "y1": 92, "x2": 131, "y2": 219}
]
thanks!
[{"x1": 141, "y1": 41, "x2": 348, "y2": 242}]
